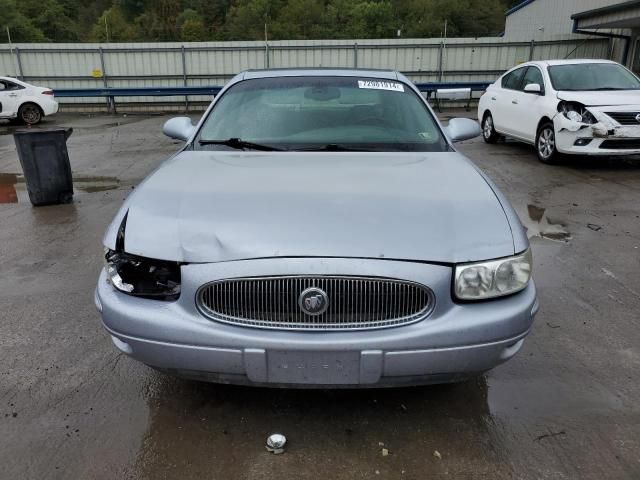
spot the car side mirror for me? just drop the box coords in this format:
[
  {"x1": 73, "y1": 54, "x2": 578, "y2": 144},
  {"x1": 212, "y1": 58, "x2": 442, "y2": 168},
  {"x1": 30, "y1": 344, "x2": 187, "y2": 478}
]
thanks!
[
  {"x1": 445, "y1": 118, "x2": 482, "y2": 143},
  {"x1": 163, "y1": 117, "x2": 195, "y2": 142},
  {"x1": 524, "y1": 83, "x2": 543, "y2": 95}
]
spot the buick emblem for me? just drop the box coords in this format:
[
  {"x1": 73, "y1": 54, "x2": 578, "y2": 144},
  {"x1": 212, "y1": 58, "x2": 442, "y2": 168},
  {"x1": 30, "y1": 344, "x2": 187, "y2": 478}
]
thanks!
[
  {"x1": 635, "y1": 113, "x2": 640, "y2": 123},
  {"x1": 299, "y1": 287, "x2": 329, "y2": 316}
]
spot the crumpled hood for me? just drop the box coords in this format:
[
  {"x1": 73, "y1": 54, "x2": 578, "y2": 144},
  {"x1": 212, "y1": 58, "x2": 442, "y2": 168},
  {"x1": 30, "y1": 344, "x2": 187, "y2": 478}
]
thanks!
[
  {"x1": 557, "y1": 90, "x2": 640, "y2": 107},
  {"x1": 104, "y1": 151, "x2": 516, "y2": 264}
]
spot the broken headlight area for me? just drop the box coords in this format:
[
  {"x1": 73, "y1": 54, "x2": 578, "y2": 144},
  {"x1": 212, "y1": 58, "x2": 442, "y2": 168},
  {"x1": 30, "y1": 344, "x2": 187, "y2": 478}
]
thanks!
[
  {"x1": 105, "y1": 249, "x2": 181, "y2": 300},
  {"x1": 558, "y1": 101, "x2": 597, "y2": 125}
]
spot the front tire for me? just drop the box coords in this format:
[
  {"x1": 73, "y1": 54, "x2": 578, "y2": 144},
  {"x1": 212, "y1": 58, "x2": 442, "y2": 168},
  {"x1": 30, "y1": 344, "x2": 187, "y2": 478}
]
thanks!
[
  {"x1": 482, "y1": 113, "x2": 500, "y2": 144},
  {"x1": 535, "y1": 122, "x2": 561, "y2": 164},
  {"x1": 18, "y1": 103, "x2": 43, "y2": 125}
]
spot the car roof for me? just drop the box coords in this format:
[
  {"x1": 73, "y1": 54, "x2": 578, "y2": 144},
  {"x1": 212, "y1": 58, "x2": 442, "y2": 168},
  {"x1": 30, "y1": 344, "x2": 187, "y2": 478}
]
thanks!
[
  {"x1": 0, "y1": 76, "x2": 28, "y2": 85},
  {"x1": 526, "y1": 59, "x2": 618, "y2": 67},
  {"x1": 242, "y1": 68, "x2": 400, "y2": 81}
]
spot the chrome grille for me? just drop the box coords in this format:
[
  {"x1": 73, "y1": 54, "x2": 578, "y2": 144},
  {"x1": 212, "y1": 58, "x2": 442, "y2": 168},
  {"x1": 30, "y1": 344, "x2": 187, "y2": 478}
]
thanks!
[
  {"x1": 605, "y1": 112, "x2": 640, "y2": 125},
  {"x1": 196, "y1": 276, "x2": 435, "y2": 331}
]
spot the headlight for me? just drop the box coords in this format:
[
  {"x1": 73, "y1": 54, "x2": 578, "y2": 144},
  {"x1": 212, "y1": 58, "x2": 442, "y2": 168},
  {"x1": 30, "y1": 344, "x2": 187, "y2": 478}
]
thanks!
[
  {"x1": 560, "y1": 102, "x2": 597, "y2": 125},
  {"x1": 454, "y1": 249, "x2": 532, "y2": 301},
  {"x1": 105, "y1": 249, "x2": 181, "y2": 300},
  {"x1": 565, "y1": 110, "x2": 583, "y2": 123}
]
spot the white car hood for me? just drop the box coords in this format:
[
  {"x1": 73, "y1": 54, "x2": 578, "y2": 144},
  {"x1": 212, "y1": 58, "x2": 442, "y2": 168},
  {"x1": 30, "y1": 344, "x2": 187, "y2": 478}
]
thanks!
[
  {"x1": 557, "y1": 90, "x2": 640, "y2": 107},
  {"x1": 104, "y1": 151, "x2": 517, "y2": 264}
]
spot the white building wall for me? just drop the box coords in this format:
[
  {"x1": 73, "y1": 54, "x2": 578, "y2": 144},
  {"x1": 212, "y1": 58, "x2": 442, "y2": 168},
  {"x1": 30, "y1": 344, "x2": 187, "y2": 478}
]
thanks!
[{"x1": 504, "y1": 0, "x2": 625, "y2": 40}]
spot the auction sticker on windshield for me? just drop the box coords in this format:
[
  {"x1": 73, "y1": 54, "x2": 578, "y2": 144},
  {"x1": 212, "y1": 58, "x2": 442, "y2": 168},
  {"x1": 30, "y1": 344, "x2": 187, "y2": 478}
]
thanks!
[{"x1": 358, "y1": 80, "x2": 404, "y2": 92}]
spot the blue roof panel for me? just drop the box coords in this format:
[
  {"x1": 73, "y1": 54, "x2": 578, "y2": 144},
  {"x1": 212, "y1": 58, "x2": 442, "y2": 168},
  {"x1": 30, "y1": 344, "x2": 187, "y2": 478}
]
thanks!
[{"x1": 506, "y1": 0, "x2": 537, "y2": 16}]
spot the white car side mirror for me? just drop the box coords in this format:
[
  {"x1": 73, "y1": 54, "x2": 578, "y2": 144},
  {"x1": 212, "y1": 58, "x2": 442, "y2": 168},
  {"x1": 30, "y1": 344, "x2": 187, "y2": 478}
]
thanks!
[
  {"x1": 445, "y1": 118, "x2": 482, "y2": 143},
  {"x1": 163, "y1": 117, "x2": 196, "y2": 142},
  {"x1": 524, "y1": 83, "x2": 542, "y2": 94}
]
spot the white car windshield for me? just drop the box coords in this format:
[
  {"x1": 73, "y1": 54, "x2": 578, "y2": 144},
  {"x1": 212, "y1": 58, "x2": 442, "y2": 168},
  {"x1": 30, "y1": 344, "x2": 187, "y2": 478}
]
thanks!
[
  {"x1": 547, "y1": 63, "x2": 640, "y2": 91},
  {"x1": 196, "y1": 76, "x2": 448, "y2": 152}
]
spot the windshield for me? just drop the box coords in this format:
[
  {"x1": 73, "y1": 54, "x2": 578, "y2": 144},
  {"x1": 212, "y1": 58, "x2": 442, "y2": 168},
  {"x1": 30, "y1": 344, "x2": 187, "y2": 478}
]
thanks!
[
  {"x1": 548, "y1": 63, "x2": 640, "y2": 91},
  {"x1": 196, "y1": 76, "x2": 448, "y2": 152}
]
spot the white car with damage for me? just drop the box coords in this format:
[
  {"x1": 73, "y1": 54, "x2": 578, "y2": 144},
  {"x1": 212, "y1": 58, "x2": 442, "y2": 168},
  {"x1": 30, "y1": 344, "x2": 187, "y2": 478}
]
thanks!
[{"x1": 478, "y1": 60, "x2": 640, "y2": 163}]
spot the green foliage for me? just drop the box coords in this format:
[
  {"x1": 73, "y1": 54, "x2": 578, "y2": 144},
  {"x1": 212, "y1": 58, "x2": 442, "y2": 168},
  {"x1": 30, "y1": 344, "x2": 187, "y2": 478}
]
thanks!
[
  {"x1": 0, "y1": 0, "x2": 518, "y2": 42},
  {"x1": 90, "y1": 6, "x2": 137, "y2": 41},
  {"x1": 179, "y1": 9, "x2": 207, "y2": 41}
]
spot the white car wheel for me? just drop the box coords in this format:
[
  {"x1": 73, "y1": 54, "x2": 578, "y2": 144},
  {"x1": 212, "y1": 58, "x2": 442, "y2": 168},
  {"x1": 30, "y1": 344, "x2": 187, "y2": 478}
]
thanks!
[
  {"x1": 482, "y1": 113, "x2": 499, "y2": 144},
  {"x1": 19, "y1": 103, "x2": 42, "y2": 125},
  {"x1": 536, "y1": 124, "x2": 560, "y2": 164}
]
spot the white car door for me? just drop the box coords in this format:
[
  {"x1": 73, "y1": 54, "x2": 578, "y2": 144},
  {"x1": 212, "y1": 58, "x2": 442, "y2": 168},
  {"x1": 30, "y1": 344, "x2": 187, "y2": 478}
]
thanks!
[
  {"x1": 0, "y1": 80, "x2": 24, "y2": 118},
  {"x1": 491, "y1": 66, "x2": 528, "y2": 136},
  {"x1": 510, "y1": 66, "x2": 548, "y2": 143}
]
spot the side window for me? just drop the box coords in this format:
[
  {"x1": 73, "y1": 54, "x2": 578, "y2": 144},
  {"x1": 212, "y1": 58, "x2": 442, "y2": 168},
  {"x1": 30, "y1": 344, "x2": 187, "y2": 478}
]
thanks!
[
  {"x1": 521, "y1": 67, "x2": 544, "y2": 90},
  {"x1": 501, "y1": 67, "x2": 527, "y2": 90},
  {"x1": 1, "y1": 80, "x2": 23, "y2": 91}
]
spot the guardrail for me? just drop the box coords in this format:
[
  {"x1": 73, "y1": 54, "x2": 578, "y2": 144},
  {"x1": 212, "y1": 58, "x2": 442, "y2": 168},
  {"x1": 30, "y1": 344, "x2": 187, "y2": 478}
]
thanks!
[{"x1": 52, "y1": 82, "x2": 491, "y2": 112}]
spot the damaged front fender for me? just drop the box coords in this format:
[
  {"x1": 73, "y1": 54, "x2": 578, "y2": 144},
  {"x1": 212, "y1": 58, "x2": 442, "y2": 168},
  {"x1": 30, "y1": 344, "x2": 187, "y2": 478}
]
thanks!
[{"x1": 553, "y1": 102, "x2": 615, "y2": 138}]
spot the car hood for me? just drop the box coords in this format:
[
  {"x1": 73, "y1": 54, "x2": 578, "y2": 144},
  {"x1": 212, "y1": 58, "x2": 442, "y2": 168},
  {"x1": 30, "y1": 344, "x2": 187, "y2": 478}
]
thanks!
[
  {"x1": 557, "y1": 90, "x2": 640, "y2": 107},
  {"x1": 104, "y1": 151, "x2": 516, "y2": 264}
]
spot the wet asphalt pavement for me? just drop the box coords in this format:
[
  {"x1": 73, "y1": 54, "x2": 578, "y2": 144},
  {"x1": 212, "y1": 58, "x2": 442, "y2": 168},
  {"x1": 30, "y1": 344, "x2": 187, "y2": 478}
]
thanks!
[{"x1": 0, "y1": 113, "x2": 638, "y2": 479}]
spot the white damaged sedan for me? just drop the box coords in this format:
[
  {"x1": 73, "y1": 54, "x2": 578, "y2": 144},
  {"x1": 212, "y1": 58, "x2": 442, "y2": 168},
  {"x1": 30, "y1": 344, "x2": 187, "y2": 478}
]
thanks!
[{"x1": 479, "y1": 60, "x2": 640, "y2": 163}]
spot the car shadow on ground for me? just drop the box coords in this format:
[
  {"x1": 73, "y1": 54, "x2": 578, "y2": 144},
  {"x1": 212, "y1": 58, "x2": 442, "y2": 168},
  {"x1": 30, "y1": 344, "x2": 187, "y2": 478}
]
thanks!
[
  {"x1": 0, "y1": 118, "x2": 58, "y2": 135},
  {"x1": 493, "y1": 139, "x2": 640, "y2": 170}
]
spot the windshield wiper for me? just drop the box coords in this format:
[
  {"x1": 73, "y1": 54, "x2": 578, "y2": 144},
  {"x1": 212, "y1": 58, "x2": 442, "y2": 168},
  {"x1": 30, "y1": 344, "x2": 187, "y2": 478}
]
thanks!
[
  {"x1": 291, "y1": 144, "x2": 371, "y2": 152},
  {"x1": 590, "y1": 87, "x2": 633, "y2": 91},
  {"x1": 198, "y1": 138, "x2": 286, "y2": 151}
]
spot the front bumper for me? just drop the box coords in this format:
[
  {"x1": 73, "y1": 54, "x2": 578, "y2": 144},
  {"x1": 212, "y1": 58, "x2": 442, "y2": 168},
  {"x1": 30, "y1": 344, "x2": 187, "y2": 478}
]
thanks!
[
  {"x1": 555, "y1": 112, "x2": 640, "y2": 156},
  {"x1": 96, "y1": 257, "x2": 538, "y2": 387}
]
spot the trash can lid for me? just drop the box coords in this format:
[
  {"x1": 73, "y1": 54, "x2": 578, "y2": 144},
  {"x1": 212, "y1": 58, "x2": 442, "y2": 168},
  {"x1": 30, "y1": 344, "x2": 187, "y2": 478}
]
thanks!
[{"x1": 14, "y1": 127, "x2": 73, "y2": 138}]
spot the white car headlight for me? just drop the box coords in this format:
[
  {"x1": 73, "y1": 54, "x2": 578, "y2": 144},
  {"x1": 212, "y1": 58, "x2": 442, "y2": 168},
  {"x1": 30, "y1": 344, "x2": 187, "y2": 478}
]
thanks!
[
  {"x1": 560, "y1": 102, "x2": 597, "y2": 125},
  {"x1": 565, "y1": 110, "x2": 583, "y2": 123},
  {"x1": 454, "y1": 249, "x2": 532, "y2": 300}
]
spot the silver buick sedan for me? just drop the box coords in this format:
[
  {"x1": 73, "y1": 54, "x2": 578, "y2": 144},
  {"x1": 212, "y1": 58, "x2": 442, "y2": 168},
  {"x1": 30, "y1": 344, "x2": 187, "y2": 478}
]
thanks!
[{"x1": 95, "y1": 69, "x2": 538, "y2": 387}]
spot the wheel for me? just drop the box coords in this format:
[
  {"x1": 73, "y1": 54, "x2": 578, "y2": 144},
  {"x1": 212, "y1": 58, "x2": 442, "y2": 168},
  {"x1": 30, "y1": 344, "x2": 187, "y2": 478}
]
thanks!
[
  {"x1": 18, "y1": 103, "x2": 42, "y2": 125},
  {"x1": 482, "y1": 113, "x2": 500, "y2": 144},
  {"x1": 535, "y1": 122, "x2": 561, "y2": 164}
]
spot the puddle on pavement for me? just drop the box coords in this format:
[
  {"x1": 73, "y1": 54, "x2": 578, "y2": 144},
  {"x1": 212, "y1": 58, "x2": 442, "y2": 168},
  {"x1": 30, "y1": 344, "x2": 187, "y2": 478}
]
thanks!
[
  {"x1": 522, "y1": 204, "x2": 571, "y2": 242},
  {"x1": 0, "y1": 172, "x2": 136, "y2": 204},
  {"x1": 131, "y1": 374, "x2": 507, "y2": 480}
]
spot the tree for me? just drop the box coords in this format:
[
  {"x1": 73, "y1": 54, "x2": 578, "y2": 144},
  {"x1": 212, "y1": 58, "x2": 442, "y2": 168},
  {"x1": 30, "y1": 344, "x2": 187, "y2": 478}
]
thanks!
[
  {"x1": 117, "y1": 0, "x2": 146, "y2": 17},
  {"x1": 324, "y1": 0, "x2": 396, "y2": 39},
  {"x1": 178, "y1": 9, "x2": 207, "y2": 41},
  {"x1": 18, "y1": 0, "x2": 79, "y2": 41},
  {"x1": 223, "y1": 0, "x2": 287, "y2": 40},
  {"x1": 0, "y1": 0, "x2": 48, "y2": 42},
  {"x1": 272, "y1": 0, "x2": 325, "y2": 39},
  {"x1": 90, "y1": 6, "x2": 137, "y2": 41},
  {"x1": 133, "y1": 0, "x2": 183, "y2": 40},
  {"x1": 78, "y1": 0, "x2": 114, "y2": 39},
  {"x1": 1, "y1": 0, "x2": 519, "y2": 43}
]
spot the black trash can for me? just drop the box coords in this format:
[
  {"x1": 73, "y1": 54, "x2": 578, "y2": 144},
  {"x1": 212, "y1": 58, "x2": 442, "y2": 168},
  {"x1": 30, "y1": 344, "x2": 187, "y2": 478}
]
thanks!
[{"x1": 13, "y1": 128, "x2": 74, "y2": 206}]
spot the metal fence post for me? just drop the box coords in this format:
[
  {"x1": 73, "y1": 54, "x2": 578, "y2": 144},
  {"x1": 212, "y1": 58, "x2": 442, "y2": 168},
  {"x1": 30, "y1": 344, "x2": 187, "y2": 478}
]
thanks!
[
  {"x1": 265, "y1": 42, "x2": 270, "y2": 68},
  {"x1": 438, "y1": 41, "x2": 444, "y2": 82},
  {"x1": 354, "y1": 43, "x2": 358, "y2": 68},
  {"x1": 99, "y1": 47, "x2": 115, "y2": 113},
  {"x1": 529, "y1": 39, "x2": 536, "y2": 61},
  {"x1": 182, "y1": 45, "x2": 189, "y2": 112},
  {"x1": 15, "y1": 47, "x2": 24, "y2": 80}
]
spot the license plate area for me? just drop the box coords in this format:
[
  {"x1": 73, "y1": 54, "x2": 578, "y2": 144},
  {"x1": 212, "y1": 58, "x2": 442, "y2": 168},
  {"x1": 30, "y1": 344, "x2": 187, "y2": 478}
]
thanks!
[{"x1": 267, "y1": 351, "x2": 360, "y2": 385}]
